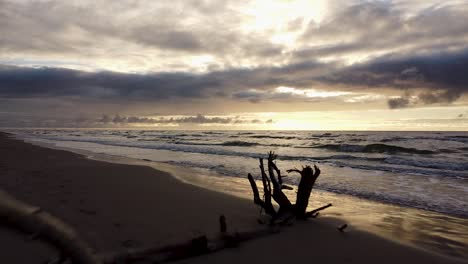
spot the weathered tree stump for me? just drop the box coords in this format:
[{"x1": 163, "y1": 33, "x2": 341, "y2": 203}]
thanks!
[{"x1": 247, "y1": 152, "x2": 331, "y2": 223}]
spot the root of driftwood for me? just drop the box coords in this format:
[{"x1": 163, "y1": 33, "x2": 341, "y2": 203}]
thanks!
[
  {"x1": 0, "y1": 190, "x2": 100, "y2": 264},
  {"x1": 1, "y1": 191, "x2": 280, "y2": 264},
  {"x1": 100, "y1": 227, "x2": 277, "y2": 263},
  {"x1": 306, "y1": 203, "x2": 333, "y2": 218},
  {"x1": 247, "y1": 152, "x2": 331, "y2": 223}
]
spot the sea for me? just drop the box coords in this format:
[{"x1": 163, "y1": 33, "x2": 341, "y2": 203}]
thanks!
[{"x1": 8, "y1": 129, "x2": 468, "y2": 259}]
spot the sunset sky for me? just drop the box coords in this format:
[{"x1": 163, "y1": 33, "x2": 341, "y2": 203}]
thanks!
[{"x1": 1, "y1": 0, "x2": 468, "y2": 130}]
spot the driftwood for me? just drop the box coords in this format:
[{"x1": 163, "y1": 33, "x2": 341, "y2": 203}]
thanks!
[
  {"x1": 0, "y1": 190, "x2": 100, "y2": 264},
  {"x1": 247, "y1": 152, "x2": 331, "y2": 223},
  {"x1": 100, "y1": 224, "x2": 277, "y2": 263},
  {"x1": 0, "y1": 151, "x2": 332, "y2": 263},
  {"x1": 1, "y1": 190, "x2": 277, "y2": 263}
]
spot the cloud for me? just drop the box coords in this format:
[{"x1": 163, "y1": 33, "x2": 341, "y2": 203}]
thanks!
[
  {"x1": 97, "y1": 114, "x2": 270, "y2": 125},
  {"x1": 0, "y1": 60, "x2": 333, "y2": 101},
  {"x1": 317, "y1": 48, "x2": 468, "y2": 107},
  {"x1": 0, "y1": 65, "x2": 218, "y2": 99},
  {"x1": 2, "y1": 46, "x2": 467, "y2": 110},
  {"x1": 0, "y1": 0, "x2": 286, "y2": 73},
  {"x1": 232, "y1": 90, "x2": 264, "y2": 103},
  {"x1": 388, "y1": 97, "x2": 411, "y2": 109},
  {"x1": 297, "y1": 1, "x2": 468, "y2": 62},
  {"x1": 1, "y1": 0, "x2": 468, "y2": 126}
]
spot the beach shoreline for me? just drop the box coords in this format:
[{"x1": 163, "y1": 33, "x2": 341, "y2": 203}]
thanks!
[
  {"x1": 0, "y1": 131, "x2": 466, "y2": 263},
  {"x1": 15, "y1": 130, "x2": 468, "y2": 259}
]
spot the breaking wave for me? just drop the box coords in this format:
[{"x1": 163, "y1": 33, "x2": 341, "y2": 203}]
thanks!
[{"x1": 312, "y1": 143, "x2": 435, "y2": 155}]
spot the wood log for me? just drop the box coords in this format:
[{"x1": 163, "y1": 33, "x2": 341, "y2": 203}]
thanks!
[
  {"x1": 289, "y1": 165, "x2": 321, "y2": 219},
  {"x1": 219, "y1": 215, "x2": 227, "y2": 233},
  {"x1": 248, "y1": 153, "x2": 324, "y2": 222},
  {"x1": 0, "y1": 190, "x2": 100, "y2": 264},
  {"x1": 100, "y1": 228, "x2": 277, "y2": 263},
  {"x1": 247, "y1": 173, "x2": 261, "y2": 203},
  {"x1": 247, "y1": 173, "x2": 275, "y2": 216},
  {"x1": 267, "y1": 153, "x2": 293, "y2": 211}
]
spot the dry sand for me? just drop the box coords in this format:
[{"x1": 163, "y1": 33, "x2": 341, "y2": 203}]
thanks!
[{"x1": 0, "y1": 132, "x2": 464, "y2": 263}]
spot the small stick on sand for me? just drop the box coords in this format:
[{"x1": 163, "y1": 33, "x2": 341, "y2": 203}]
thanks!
[
  {"x1": 338, "y1": 224, "x2": 348, "y2": 232},
  {"x1": 219, "y1": 215, "x2": 227, "y2": 233}
]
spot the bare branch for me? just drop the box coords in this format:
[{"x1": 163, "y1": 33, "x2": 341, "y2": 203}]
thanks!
[
  {"x1": 258, "y1": 159, "x2": 276, "y2": 216},
  {"x1": 313, "y1": 164, "x2": 321, "y2": 178},
  {"x1": 267, "y1": 154, "x2": 279, "y2": 190},
  {"x1": 269, "y1": 160, "x2": 283, "y2": 186},
  {"x1": 247, "y1": 153, "x2": 327, "y2": 222},
  {"x1": 247, "y1": 173, "x2": 261, "y2": 204},
  {"x1": 304, "y1": 203, "x2": 332, "y2": 218}
]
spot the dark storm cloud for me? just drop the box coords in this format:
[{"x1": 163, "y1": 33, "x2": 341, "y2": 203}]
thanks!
[
  {"x1": 318, "y1": 49, "x2": 468, "y2": 107},
  {"x1": 232, "y1": 90, "x2": 263, "y2": 103},
  {"x1": 0, "y1": 60, "x2": 331, "y2": 101},
  {"x1": 2, "y1": 43, "x2": 468, "y2": 107},
  {"x1": 0, "y1": 66, "x2": 219, "y2": 99}
]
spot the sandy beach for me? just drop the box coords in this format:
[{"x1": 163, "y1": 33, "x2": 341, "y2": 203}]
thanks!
[{"x1": 0, "y1": 131, "x2": 465, "y2": 263}]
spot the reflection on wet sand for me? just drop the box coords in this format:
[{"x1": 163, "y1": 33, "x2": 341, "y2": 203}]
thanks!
[
  {"x1": 59, "y1": 150, "x2": 468, "y2": 261},
  {"x1": 158, "y1": 162, "x2": 468, "y2": 260}
]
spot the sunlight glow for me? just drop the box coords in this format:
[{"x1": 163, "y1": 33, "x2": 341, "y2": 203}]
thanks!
[
  {"x1": 240, "y1": 0, "x2": 327, "y2": 47},
  {"x1": 188, "y1": 55, "x2": 215, "y2": 71},
  {"x1": 275, "y1": 86, "x2": 351, "y2": 98}
]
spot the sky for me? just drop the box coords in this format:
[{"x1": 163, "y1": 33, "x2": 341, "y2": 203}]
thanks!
[{"x1": 1, "y1": 0, "x2": 468, "y2": 130}]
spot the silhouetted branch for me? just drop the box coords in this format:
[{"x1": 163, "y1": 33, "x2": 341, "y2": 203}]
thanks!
[
  {"x1": 304, "y1": 203, "x2": 332, "y2": 218},
  {"x1": 247, "y1": 153, "x2": 326, "y2": 223},
  {"x1": 247, "y1": 173, "x2": 275, "y2": 216},
  {"x1": 295, "y1": 165, "x2": 321, "y2": 219}
]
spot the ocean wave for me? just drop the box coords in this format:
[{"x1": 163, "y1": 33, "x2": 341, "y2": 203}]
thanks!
[
  {"x1": 451, "y1": 135, "x2": 468, "y2": 139},
  {"x1": 332, "y1": 160, "x2": 468, "y2": 179},
  {"x1": 221, "y1": 140, "x2": 260, "y2": 146},
  {"x1": 310, "y1": 132, "x2": 339, "y2": 138},
  {"x1": 384, "y1": 157, "x2": 468, "y2": 171},
  {"x1": 381, "y1": 135, "x2": 468, "y2": 144},
  {"x1": 247, "y1": 135, "x2": 297, "y2": 139},
  {"x1": 312, "y1": 143, "x2": 435, "y2": 155},
  {"x1": 202, "y1": 131, "x2": 224, "y2": 135},
  {"x1": 21, "y1": 130, "x2": 468, "y2": 180},
  {"x1": 171, "y1": 140, "x2": 291, "y2": 148},
  {"x1": 30, "y1": 134, "x2": 382, "y2": 162}
]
